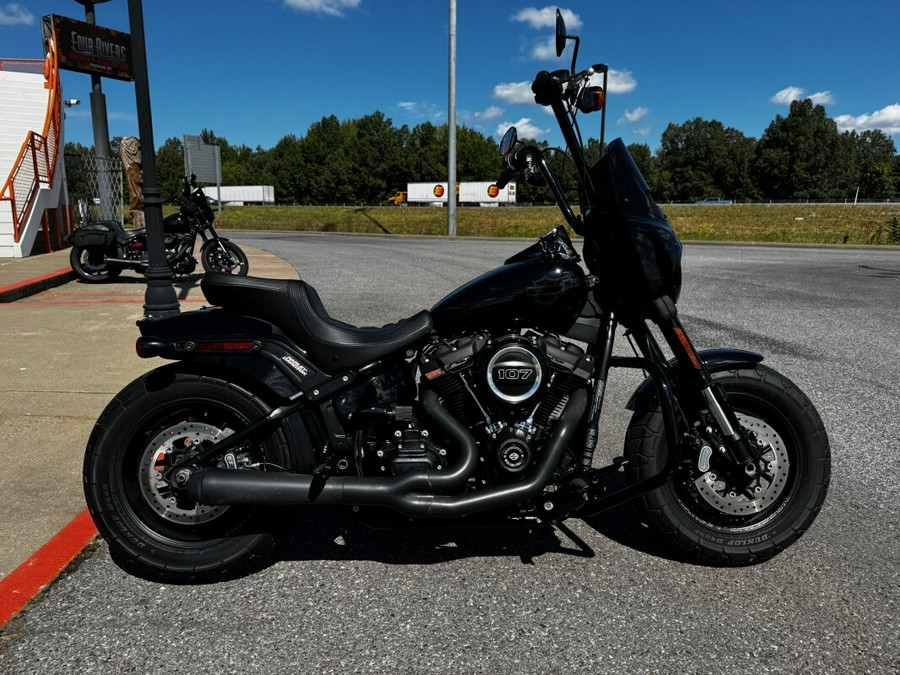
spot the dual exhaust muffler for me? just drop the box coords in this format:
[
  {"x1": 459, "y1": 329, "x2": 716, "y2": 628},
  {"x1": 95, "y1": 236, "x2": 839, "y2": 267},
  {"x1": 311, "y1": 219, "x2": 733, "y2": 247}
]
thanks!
[{"x1": 186, "y1": 389, "x2": 587, "y2": 518}]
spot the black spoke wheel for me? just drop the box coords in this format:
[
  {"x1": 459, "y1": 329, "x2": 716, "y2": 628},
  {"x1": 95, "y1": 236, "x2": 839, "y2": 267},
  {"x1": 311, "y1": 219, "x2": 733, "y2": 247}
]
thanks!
[
  {"x1": 625, "y1": 365, "x2": 830, "y2": 565},
  {"x1": 201, "y1": 241, "x2": 248, "y2": 275},
  {"x1": 83, "y1": 367, "x2": 292, "y2": 582},
  {"x1": 70, "y1": 246, "x2": 121, "y2": 283}
]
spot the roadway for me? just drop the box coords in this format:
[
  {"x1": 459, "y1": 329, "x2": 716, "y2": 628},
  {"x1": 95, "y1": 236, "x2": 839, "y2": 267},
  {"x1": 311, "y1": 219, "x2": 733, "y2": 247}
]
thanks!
[{"x1": 1, "y1": 234, "x2": 898, "y2": 673}]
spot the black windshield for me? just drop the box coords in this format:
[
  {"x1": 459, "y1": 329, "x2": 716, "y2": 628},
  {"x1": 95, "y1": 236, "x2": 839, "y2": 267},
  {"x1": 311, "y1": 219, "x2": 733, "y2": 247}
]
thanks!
[{"x1": 589, "y1": 138, "x2": 666, "y2": 223}]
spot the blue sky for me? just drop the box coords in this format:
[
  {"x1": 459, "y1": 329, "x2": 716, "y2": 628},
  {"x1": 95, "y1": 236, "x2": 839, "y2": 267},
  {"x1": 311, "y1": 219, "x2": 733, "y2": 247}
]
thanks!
[{"x1": 2, "y1": 1, "x2": 899, "y2": 153}]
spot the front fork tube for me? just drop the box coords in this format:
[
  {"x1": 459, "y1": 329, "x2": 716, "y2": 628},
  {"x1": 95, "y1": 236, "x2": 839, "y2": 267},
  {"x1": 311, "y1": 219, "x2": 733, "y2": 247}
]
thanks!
[
  {"x1": 650, "y1": 307, "x2": 759, "y2": 473},
  {"x1": 581, "y1": 313, "x2": 617, "y2": 469}
]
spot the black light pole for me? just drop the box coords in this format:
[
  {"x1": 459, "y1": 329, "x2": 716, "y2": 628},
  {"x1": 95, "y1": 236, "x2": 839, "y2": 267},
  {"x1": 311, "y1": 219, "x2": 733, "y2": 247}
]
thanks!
[{"x1": 127, "y1": 0, "x2": 179, "y2": 317}]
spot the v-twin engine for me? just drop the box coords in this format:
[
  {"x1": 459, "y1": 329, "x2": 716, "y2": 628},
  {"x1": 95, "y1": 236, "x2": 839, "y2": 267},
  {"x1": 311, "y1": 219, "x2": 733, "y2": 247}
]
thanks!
[{"x1": 420, "y1": 331, "x2": 592, "y2": 483}]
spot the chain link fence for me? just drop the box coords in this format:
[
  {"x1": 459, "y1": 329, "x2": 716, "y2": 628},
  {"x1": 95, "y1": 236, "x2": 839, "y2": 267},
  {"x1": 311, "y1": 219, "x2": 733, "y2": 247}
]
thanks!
[{"x1": 64, "y1": 153, "x2": 124, "y2": 226}]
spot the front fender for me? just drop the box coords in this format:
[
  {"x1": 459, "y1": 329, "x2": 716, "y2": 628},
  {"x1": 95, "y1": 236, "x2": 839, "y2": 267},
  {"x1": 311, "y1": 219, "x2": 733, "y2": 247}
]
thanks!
[
  {"x1": 200, "y1": 237, "x2": 229, "y2": 254},
  {"x1": 625, "y1": 348, "x2": 763, "y2": 411}
]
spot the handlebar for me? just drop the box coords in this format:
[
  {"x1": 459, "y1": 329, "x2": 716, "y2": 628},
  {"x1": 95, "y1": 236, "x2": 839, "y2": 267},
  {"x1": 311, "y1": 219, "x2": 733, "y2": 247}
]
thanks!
[{"x1": 499, "y1": 144, "x2": 583, "y2": 235}]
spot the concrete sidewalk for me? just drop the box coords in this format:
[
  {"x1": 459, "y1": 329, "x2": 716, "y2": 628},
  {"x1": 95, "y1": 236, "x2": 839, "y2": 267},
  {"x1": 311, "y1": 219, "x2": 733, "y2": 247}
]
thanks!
[{"x1": 0, "y1": 246, "x2": 299, "y2": 580}]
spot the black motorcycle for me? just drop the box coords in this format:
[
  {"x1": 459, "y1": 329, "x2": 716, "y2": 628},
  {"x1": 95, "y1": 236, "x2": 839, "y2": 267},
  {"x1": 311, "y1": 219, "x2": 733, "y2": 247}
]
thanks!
[
  {"x1": 83, "y1": 13, "x2": 829, "y2": 581},
  {"x1": 69, "y1": 176, "x2": 248, "y2": 282}
]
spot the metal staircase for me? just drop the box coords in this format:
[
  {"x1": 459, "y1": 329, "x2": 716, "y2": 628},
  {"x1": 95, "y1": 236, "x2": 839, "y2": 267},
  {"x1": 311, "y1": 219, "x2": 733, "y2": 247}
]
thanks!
[{"x1": 0, "y1": 40, "x2": 71, "y2": 258}]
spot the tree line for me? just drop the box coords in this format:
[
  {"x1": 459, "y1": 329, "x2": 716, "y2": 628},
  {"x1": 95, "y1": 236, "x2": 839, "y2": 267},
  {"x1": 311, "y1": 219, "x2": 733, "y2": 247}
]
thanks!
[{"x1": 66, "y1": 99, "x2": 900, "y2": 206}]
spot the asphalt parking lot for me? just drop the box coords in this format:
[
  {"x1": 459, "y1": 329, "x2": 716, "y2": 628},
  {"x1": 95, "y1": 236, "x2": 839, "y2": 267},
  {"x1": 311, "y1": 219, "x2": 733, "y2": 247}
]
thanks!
[{"x1": 1, "y1": 235, "x2": 898, "y2": 674}]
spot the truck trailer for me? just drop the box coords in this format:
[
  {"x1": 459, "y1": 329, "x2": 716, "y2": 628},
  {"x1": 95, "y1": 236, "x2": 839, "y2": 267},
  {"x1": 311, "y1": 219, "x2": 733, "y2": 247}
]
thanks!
[
  {"x1": 205, "y1": 185, "x2": 275, "y2": 206},
  {"x1": 400, "y1": 182, "x2": 516, "y2": 206}
]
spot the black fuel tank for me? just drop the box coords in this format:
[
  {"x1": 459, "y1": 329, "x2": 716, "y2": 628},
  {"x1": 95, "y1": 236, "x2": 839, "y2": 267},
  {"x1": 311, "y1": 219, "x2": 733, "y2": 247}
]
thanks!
[
  {"x1": 431, "y1": 259, "x2": 586, "y2": 335},
  {"x1": 164, "y1": 212, "x2": 190, "y2": 234}
]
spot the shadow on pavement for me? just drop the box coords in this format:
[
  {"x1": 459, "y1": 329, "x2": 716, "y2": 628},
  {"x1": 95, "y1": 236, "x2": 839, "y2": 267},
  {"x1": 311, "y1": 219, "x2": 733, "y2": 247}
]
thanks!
[{"x1": 274, "y1": 506, "x2": 595, "y2": 567}]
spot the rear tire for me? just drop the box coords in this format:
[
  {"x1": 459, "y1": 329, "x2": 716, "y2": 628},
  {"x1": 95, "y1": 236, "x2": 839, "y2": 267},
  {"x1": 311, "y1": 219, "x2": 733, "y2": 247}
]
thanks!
[
  {"x1": 70, "y1": 246, "x2": 121, "y2": 283},
  {"x1": 202, "y1": 241, "x2": 248, "y2": 276},
  {"x1": 83, "y1": 367, "x2": 292, "y2": 582},
  {"x1": 625, "y1": 364, "x2": 830, "y2": 565}
]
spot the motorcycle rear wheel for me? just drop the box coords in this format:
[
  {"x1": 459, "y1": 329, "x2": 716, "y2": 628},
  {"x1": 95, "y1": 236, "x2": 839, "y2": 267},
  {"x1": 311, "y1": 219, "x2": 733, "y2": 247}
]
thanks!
[
  {"x1": 624, "y1": 364, "x2": 830, "y2": 565},
  {"x1": 83, "y1": 367, "x2": 292, "y2": 582},
  {"x1": 201, "y1": 241, "x2": 249, "y2": 276},
  {"x1": 70, "y1": 246, "x2": 122, "y2": 283}
]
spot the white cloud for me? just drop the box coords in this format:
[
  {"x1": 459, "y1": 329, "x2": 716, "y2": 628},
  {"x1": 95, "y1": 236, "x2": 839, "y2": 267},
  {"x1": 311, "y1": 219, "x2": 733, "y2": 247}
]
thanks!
[
  {"x1": 619, "y1": 107, "x2": 649, "y2": 124},
  {"x1": 0, "y1": 3, "x2": 34, "y2": 26},
  {"x1": 771, "y1": 86, "x2": 835, "y2": 107},
  {"x1": 282, "y1": 0, "x2": 360, "y2": 17},
  {"x1": 472, "y1": 106, "x2": 504, "y2": 122},
  {"x1": 634, "y1": 127, "x2": 651, "y2": 137},
  {"x1": 771, "y1": 86, "x2": 806, "y2": 105},
  {"x1": 396, "y1": 101, "x2": 444, "y2": 120},
  {"x1": 835, "y1": 104, "x2": 900, "y2": 135},
  {"x1": 493, "y1": 81, "x2": 534, "y2": 105},
  {"x1": 511, "y1": 7, "x2": 582, "y2": 30},
  {"x1": 809, "y1": 91, "x2": 835, "y2": 106},
  {"x1": 531, "y1": 36, "x2": 560, "y2": 61},
  {"x1": 495, "y1": 118, "x2": 550, "y2": 140},
  {"x1": 589, "y1": 69, "x2": 637, "y2": 95}
]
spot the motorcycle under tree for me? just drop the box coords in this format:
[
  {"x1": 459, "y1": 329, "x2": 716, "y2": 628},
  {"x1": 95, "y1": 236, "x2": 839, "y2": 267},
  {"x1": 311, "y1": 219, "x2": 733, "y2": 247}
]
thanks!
[
  {"x1": 83, "y1": 13, "x2": 829, "y2": 581},
  {"x1": 69, "y1": 175, "x2": 248, "y2": 282}
]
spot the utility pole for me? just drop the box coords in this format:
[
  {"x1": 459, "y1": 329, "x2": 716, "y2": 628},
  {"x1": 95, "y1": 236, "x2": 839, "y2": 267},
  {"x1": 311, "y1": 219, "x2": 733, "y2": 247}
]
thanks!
[
  {"x1": 127, "y1": 0, "x2": 179, "y2": 317},
  {"x1": 447, "y1": 0, "x2": 457, "y2": 237}
]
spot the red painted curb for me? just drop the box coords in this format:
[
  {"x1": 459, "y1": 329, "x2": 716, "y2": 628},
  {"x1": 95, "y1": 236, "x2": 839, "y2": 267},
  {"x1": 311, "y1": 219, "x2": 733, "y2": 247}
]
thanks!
[
  {"x1": 0, "y1": 268, "x2": 76, "y2": 303},
  {"x1": 0, "y1": 509, "x2": 98, "y2": 628}
]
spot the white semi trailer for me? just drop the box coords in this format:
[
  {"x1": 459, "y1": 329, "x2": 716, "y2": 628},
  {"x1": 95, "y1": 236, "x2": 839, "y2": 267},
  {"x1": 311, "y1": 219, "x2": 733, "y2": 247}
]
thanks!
[{"x1": 401, "y1": 182, "x2": 516, "y2": 206}]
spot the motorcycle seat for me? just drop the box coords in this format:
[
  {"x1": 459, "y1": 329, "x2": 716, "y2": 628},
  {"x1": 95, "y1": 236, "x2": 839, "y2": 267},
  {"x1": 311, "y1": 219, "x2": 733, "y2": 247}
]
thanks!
[
  {"x1": 85, "y1": 220, "x2": 145, "y2": 244},
  {"x1": 201, "y1": 273, "x2": 433, "y2": 372},
  {"x1": 116, "y1": 228, "x2": 145, "y2": 243},
  {"x1": 97, "y1": 219, "x2": 145, "y2": 243}
]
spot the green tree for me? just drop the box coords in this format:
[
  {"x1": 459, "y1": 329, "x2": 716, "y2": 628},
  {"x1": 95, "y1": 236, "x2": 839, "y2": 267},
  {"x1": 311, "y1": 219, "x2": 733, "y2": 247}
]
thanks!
[
  {"x1": 754, "y1": 99, "x2": 853, "y2": 200},
  {"x1": 155, "y1": 137, "x2": 185, "y2": 201},
  {"x1": 299, "y1": 115, "x2": 355, "y2": 203},
  {"x1": 405, "y1": 122, "x2": 447, "y2": 183},
  {"x1": 658, "y1": 118, "x2": 757, "y2": 202},
  {"x1": 349, "y1": 111, "x2": 405, "y2": 203},
  {"x1": 265, "y1": 134, "x2": 303, "y2": 203},
  {"x1": 456, "y1": 125, "x2": 500, "y2": 182},
  {"x1": 849, "y1": 129, "x2": 896, "y2": 199}
]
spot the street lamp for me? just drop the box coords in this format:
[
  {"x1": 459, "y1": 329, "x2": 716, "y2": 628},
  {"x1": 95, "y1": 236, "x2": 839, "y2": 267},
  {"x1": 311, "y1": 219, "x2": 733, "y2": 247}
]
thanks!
[{"x1": 126, "y1": 0, "x2": 179, "y2": 317}]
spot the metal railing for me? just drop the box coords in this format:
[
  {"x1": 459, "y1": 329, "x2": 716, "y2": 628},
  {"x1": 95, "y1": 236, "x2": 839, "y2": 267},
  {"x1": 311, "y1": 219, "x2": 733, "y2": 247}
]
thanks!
[
  {"x1": 0, "y1": 34, "x2": 62, "y2": 244},
  {"x1": 64, "y1": 154, "x2": 123, "y2": 226}
]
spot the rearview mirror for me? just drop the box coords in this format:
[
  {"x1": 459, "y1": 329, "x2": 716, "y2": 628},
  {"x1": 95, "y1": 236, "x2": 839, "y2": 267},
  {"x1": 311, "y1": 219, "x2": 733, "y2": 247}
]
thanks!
[
  {"x1": 499, "y1": 127, "x2": 517, "y2": 156},
  {"x1": 555, "y1": 9, "x2": 566, "y2": 57}
]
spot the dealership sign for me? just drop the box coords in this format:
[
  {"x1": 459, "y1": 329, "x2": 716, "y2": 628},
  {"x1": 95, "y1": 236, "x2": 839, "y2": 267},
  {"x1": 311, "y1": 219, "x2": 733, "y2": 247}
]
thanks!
[{"x1": 44, "y1": 14, "x2": 133, "y2": 81}]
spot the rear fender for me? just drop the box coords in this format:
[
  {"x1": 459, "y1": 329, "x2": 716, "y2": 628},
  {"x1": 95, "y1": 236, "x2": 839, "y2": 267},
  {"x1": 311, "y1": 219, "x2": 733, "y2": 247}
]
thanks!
[
  {"x1": 625, "y1": 348, "x2": 764, "y2": 411},
  {"x1": 136, "y1": 307, "x2": 328, "y2": 399},
  {"x1": 142, "y1": 360, "x2": 316, "y2": 469}
]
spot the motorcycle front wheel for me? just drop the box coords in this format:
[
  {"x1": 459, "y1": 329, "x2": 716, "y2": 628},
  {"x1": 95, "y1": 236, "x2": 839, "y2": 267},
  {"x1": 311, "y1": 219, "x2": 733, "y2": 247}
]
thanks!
[
  {"x1": 70, "y1": 245, "x2": 122, "y2": 283},
  {"x1": 201, "y1": 240, "x2": 249, "y2": 276},
  {"x1": 83, "y1": 366, "x2": 292, "y2": 582},
  {"x1": 624, "y1": 364, "x2": 830, "y2": 565}
]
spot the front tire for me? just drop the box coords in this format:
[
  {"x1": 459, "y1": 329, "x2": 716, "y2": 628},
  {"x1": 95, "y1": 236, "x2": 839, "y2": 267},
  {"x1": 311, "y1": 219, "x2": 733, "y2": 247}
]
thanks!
[
  {"x1": 625, "y1": 364, "x2": 830, "y2": 565},
  {"x1": 70, "y1": 246, "x2": 122, "y2": 283},
  {"x1": 83, "y1": 367, "x2": 292, "y2": 582},
  {"x1": 201, "y1": 240, "x2": 248, "y2": 276}
]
